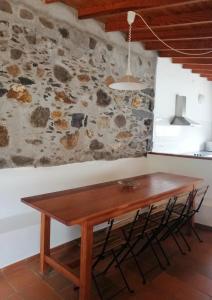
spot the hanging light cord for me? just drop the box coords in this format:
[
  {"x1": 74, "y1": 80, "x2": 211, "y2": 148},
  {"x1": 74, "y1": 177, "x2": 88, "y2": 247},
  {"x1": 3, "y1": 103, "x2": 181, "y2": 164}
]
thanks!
[{"x1": 135, "y1": 12, "x2": 212, "y2": 56}]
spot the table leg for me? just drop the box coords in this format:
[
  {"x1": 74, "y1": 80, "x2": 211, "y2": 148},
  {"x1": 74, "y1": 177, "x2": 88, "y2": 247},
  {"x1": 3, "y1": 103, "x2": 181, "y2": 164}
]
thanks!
[
  {"x1": 40, "y1": 213, "x2": 51, "y2": 274},
  {"x1": 79, "y1": 223, "x2": 93, "y2": 300}
]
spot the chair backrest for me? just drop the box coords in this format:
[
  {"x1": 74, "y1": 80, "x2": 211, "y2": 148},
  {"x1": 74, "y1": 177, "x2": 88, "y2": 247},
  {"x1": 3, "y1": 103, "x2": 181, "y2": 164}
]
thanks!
[
  {"x1": 136, "y1": 197, "x2": 174, "y2": 236},
  {"x1": 193, "y1": 185, "x2": 209, "y2": 212},
  {"x1": 100, "y1": 210, "x2": 140, "y2": 254}
]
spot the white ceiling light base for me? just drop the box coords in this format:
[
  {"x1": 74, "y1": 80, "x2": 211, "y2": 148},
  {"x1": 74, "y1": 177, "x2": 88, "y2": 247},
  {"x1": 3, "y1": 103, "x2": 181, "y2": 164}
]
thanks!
[{"x1": 109, "y1": 74, "x2": 143, "y2": 91}]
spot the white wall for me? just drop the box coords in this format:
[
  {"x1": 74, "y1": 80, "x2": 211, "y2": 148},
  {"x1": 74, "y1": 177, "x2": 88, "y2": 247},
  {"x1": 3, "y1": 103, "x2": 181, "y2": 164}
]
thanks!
[
  {"x1": 0, "y1": 158, "x2": 149, "y2": 268},
  {"x1": 153, "y1": 58, "x2": 212, "y2": 154}
]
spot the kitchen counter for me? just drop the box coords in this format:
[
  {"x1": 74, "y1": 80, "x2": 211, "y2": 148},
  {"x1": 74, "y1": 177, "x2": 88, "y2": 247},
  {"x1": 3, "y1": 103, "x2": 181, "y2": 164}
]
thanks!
[{"x1": 148, "y1": 151, "x2": 212, "y2": 160}]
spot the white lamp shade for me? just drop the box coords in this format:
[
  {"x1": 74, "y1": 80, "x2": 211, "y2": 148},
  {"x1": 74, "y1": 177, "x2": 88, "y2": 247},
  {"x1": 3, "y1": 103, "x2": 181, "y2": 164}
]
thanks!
[{"x1": 109, "y1": 74, "x2": 143, "y2": 91}]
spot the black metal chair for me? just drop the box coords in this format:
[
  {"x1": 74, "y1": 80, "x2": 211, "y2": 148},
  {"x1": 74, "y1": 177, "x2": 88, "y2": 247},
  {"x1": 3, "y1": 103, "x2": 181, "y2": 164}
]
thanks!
[
  {"x1": 88, "y1": 210, "x2": 141, "y2": 299},
  {"x1": 118, "y1": 197, "x2": 177, "y2": 279},
  {"x1": 164, "y1": 186, "x2": 209, "y2": 249}
]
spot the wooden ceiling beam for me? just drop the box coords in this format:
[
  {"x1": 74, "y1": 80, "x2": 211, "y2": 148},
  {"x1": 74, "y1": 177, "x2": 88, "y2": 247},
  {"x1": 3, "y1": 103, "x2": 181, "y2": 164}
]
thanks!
[
  {"x1": 105, "y1": 9, "x2": 212, "y2": 32},
  {"x1": 159, "y1": 50, "x2": 212, "y2": 58},
  {"x1": 144, "y1": 38, "x2": 212, "y2": 50},
  {"x1": 192, "y1": 69, "x2": 212, "y2": 74},
  {"x1": 131, "y1": 26, "x2": 212, "y2": 42},
  {"x1": 172, "y1": 58, "x2": 212, "y2": 64},
  {"x1": 77, "y1": 0, "x2": 207, "y2": 19},
  {"x1": 183, "y1": 64, "x2": 212, "y2": 70}
]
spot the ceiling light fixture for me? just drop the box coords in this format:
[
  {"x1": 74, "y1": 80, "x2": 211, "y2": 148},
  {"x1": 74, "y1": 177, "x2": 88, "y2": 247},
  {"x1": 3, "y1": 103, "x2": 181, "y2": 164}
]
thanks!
[
  {"x1": 109, "y1": 11, "x2": 143, "y2": 91},
  {"x1": 109, "y1": 11, "x2": 212, "y2": 91}
]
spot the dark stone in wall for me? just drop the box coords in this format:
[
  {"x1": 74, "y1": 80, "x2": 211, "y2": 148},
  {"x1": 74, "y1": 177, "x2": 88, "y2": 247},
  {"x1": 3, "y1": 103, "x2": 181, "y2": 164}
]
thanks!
[
  {"x1": 59, "y1": 28, "x2": 69, "y2": 38},
  {"x1": 25, "y1": 34, "x2": 36, "y2": 45},
  {"x1": 0, "y1": 0, "x2": 12, "y2": 14},
  {"x1": 71, "y1": 113, "x2": 85, "y2": 128},
  {"x1": 12, "y1": 25, "x2": 23, "y2": 34},
  {"x1": 39, "y1": 16, "x2": 54, "y2": 29},
  {"x1": 11, "y1": 49, "x2": 23, "y2": 60},
  {"x1": 132, "y1": 109, "x2": 153, "y2": 121},
  {"x1": 25, "y1": 139, "x2": 43, "y2": 145},
  {"x1": 0, "y1": 88, "x2": 8, "y2": 97},
  {"x1": 19, "y1": 77, "x2": 35, "y2": 86},
  {"x1": 89, "y1": 37, "x2": 97, "y2": 49},
  {"x1": 142, "y1": 88, "x2": 155, "y2": 98},
  {"x1": 144, "y1": 119, "x2": 152, "y2": 126},
  {"x1": 90, "y1": 139, "x2": 104, "y2": 150},
  {"x1": 0, "y1": 125, "x2": 9, "y2": 147},
  {"x1": 20, "y1": 9, "x2": 34, "y2": 20},
  {"x1": 114, "y1": 115, "x2": 126, "y2": 128},
  {"x1": 53, "y1": 65, "x2": 72, "y2": 83},
  {"x1": 93, "y1": 151, "x2": 112, "y2": 160},
  {"x1": 39, "y1": 157, "x2": 51, "y2": 165},
  {"x1": 0, "y1": 158, "x2": 8, "y2": 168},
  {"x1": 30, "y1": 106, "x2": 50, "y2": 128},
  {"x1": 12, "y1": 155, "x2": 34, "y2": 166},
  {"x1": 96, "y1": 89, "x2": 111, "y2": 107}
]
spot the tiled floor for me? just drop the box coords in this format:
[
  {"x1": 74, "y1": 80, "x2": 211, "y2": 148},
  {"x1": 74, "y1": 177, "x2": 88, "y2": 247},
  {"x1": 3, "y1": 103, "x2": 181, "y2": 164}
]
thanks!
[{"x1": 1, "y1": 228, "x2": 212, "y2": 300}]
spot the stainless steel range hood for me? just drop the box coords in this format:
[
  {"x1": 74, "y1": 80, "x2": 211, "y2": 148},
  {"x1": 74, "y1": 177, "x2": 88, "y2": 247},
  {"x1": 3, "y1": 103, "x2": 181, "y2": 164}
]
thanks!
[{"x1": 170, "y1": 95, "x2": 199, "y2": 126}]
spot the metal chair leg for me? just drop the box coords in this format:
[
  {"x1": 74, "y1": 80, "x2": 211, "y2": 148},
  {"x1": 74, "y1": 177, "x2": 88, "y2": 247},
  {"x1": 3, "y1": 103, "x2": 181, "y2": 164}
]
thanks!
[
  {"x1": 112, "y1": 250, "x2": 134, "y2": 294},
  {"x1": 191, "y1": 226, "x2": 203, "y2": 243},
  {"x1": 155, "y1": 235, "x2": 171, "y2": 266},
  {"x1": 92, "y1": 272, "x2": 104, "y2": 300},
  {"x1": 130, "y1": 248, "x2": 146, "y2": 284},
  {"x1": 148, "y1": 239, "x2": 165, "y2": 270},
  {"x1": 178, "y1": 229, "x2": 191, "y2": 251},
  {"x1": 170, "y1": 231, "x2": 186, "y2": 255}
]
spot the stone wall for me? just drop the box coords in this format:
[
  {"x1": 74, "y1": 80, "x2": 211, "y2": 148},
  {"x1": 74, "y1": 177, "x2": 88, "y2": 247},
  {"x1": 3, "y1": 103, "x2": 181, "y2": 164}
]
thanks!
[{"x1": 0, "y1": 0, "x2": 157, "y2": 169}]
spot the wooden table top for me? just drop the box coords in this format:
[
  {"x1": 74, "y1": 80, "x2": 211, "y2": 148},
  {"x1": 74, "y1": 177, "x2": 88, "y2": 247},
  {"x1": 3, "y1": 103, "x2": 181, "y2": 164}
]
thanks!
[{"x1": 21, "y1": 172, "x2": 202, "y2": 226}]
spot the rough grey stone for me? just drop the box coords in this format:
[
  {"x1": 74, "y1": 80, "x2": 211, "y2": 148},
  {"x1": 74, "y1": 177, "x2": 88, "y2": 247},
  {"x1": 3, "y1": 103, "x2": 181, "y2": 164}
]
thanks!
[
  {"x1": 39, "y1": 157, "x2": 51, "y2": 165},
  {"x1": 12, "y1": 155, "x2": 34, "y2": 166},
  {"x1": 96, "y1": 89, "x2": 111, "y2": 107},
  {"x1": 30, "y1": 106, "x2": 50, "y2": 128},
  {"x1": 39, "y1": 16, "x2": 54, "y2": 29},
  {"x1": 0, "y1": 0, "x2": 12, "y2": 14},
  {"x1": 132, "y1": 109, "x2": 153, "y2": 121},
  {"x1": 71, "y1": 113, "x2": 85, "y2": 128},
  {"x1": 11, "y1": 49, "x2": 23, "y2": 60},
  {"x1": 93, "y1": 151, "x2": 112, "y2": 160},
  {"x1": 53, "y1": 65, "x2": 72, "y2": 83},
  {"x1": 25, "y1": 139, "x2": 42, "y2": 145},
  {"x1": 89, "y1": 37, "x2": 97, "y2": 49},
  {"x1": 20, "y1": 9, "x2": 34, "y2": 20},
  {"x1": 0, "y1": 88, "x2": 8, "y2": 97},
  {"x1": 59, "y1": 27, "x2": 69, "y2": 38},
  {"x1": 0, "y1": 158, "x2": 8, "y2": 168},
  {"x1": 25, "y1": 34, "x2": 36, "y2": 44},
  {"x1": 90, "y1": 139, "x2": 104, "y2": 150},
  {"x1": 114, "y1": 115, "x2": 126, "y2": 128},
  {"x1": 12, "y1": 25, "x2": 23, "y2": 34},
  {"x1": 142, "y1": 88, "x2": 155, "y2": 98},
  {"x1": 19, "y1": 77, "x2": 35, "y2": 85}
]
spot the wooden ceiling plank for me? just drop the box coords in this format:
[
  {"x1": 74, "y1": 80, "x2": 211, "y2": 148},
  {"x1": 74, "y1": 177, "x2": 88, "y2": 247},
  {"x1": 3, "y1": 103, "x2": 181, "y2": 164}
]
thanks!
[
  {"x1": 183, "y1": 64, "x2": 212, "y2": 69},
  {"x1": 172, "y1": 58, "x2": 212, "y2": 64},
  {"x1": 144, "y1": 38, "x2": 212, "y2": 50},
  {"x1": 78, "y1": 0, "x2": 209, "y2": 19},
  {"x1": 159, "y1": 50, "x2": 212, "y2": 58},
  {"x1": 105, "y1": 9, "x2": 212, "y2": 32},
  {"x1": 192, "y1": 70, "x2": 212, "y2": 74},
  {"x1": 131, "y1": 26, "x2": 212, "y2": 42}
]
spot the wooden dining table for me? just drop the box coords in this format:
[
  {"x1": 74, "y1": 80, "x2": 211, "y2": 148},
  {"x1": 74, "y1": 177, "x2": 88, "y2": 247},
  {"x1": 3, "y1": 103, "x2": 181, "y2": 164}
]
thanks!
[{"x1": 21, "y1": 172, "x2": 202, "y2": 300}]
